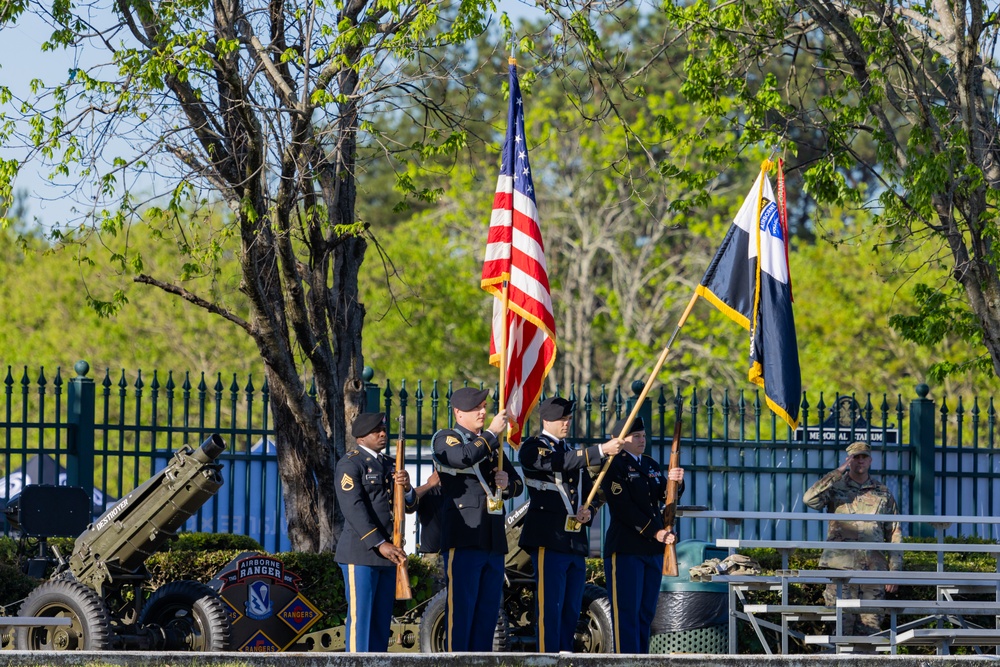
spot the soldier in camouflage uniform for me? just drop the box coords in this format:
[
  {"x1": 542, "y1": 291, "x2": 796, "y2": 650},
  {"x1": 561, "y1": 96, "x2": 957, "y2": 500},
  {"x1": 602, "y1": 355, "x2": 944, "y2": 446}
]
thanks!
[{"x1": 803, "y1": 440, "x2": 902, "y2": 637}]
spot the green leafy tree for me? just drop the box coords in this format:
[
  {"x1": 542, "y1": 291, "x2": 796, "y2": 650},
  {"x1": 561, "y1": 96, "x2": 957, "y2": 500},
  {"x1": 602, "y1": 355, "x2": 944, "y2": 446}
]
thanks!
[
  {"x1": 354, "y1": 11, "x2": 997, "y2": 422},
  {"x1": 792, "y1": 209, "x2": 993, "y2": 398},
  {"x1": 360, "y1": 212, "x2": 493, "y2": 384},
  {"x1": 0, "y1": 221, "x2": 258, "y2": 374},
  {"x1": 543, "y1": 0, "x2": 1000, "y2": 382},
  {"x1": 0, "y1": 0, "x2": 500, "y2": 551}
]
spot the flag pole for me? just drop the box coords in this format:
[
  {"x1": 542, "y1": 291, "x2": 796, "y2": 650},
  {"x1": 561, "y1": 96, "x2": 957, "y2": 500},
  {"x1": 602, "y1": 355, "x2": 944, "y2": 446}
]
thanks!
[
  {"x1": 496, "y1": 43, "x2": 517, "y2": 475},
  {"x1": 498, "y1": 278, "x2": 510, "y2": 472},
  {"x1": 583, "y1": 290, "x2": 701, "y2": 510}
]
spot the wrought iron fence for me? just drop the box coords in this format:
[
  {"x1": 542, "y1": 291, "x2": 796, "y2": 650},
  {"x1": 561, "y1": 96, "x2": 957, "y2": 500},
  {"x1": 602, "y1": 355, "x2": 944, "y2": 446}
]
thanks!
[{"x1": 0, "y1": 360, "x2": 996, "y2": 552}]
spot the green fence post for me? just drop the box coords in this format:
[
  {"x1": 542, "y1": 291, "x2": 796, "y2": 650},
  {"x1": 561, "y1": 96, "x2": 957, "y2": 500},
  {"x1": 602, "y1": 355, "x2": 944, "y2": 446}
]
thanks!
[
  {"x1": 67, "y1": 360, "x2": 96, "y2": 508},
  {"x1": 362, "y1": 366, "x2": 380, "y2": 412},
  {"x1": 910, "y1": 383, "x2": 936, "y2": 538}
]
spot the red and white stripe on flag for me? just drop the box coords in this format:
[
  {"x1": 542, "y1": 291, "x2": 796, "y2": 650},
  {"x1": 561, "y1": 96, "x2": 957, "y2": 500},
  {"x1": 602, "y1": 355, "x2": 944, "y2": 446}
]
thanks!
[{"x1": 480, "y1": 62, "x2": 557, "y2": 449}]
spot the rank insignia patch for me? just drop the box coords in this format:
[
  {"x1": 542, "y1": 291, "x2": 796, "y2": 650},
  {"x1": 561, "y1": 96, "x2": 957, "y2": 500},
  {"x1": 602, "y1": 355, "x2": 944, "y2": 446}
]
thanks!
[
  {"x1": 340, "y1": 474, "x2": 355, "y2": 491},
  {"x1": 446, "y1": 435, "x2": 460, "y2": 447},
  {"x1": 611, "y1": 482, "x2": 623, "y2": 496}
]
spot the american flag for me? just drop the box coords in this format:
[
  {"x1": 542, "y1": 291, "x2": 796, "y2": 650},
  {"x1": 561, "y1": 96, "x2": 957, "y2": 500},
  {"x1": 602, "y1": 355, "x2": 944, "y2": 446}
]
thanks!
[{"x1": 480, "y1": 61, "x2": 557, "y2": 449}]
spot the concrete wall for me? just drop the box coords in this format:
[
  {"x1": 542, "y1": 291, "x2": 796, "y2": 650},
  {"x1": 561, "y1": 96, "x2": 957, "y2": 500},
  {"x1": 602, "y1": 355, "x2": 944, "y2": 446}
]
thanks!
[{"x1": 2, "y1": 652, "x2": 998, "y2": 667}]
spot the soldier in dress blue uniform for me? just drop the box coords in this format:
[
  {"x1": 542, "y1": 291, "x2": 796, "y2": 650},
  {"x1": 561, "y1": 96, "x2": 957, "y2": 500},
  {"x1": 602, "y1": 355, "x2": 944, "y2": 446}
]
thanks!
[
  {"x1": 519, "y1": 396, "x2": 623, "y2": 652},
  {"x1": 334, "y1": 412, "x2": 417, "y2": 652},
  {"x1": 601, "y1": 417, "x2": 685, "y2": 654},
  {"x1": 433, "y1": 386, "x2": 524, "y2": 652}
]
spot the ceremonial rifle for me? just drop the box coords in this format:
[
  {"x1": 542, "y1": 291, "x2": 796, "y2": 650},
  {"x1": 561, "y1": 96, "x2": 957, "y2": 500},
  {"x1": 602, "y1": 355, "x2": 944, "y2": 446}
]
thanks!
[
  {"x1": 394, "y1": 414, "x2": 413, "y2": 600},
  {"x1": 662, "y1": 415, "x2": 683, "y2": 576}
]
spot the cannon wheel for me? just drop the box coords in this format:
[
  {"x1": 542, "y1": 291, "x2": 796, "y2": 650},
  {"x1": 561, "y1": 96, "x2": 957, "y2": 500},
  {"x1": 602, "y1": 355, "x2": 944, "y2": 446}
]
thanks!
[
  {"x1": 574, "y1": 584, "x2": 614, "y2": 653},
  {"x1": 14, "y1": 579, "x2": 113, "y2": 650},
  {"x1": 138, "y1": 580, "x2": 231, "y2": 651},
  {"x1": 418, "y1": 589, "x2": 510, "y2": 652}
]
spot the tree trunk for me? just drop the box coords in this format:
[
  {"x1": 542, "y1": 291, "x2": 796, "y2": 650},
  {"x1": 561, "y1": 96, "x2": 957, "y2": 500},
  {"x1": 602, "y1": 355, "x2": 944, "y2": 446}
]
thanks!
[
  {"x1": 332, "y1": 235, "x2": 367, "y2": 456},
  {"x1": 266, "y1": 373, "x2": 338, "y2": 552}
]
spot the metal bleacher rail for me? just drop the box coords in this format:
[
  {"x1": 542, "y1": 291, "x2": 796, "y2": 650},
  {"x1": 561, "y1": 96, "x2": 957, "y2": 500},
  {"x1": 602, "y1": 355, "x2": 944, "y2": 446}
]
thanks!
[{"x1": 675, "y1": 509, "x2": 1000, "y2": 655}]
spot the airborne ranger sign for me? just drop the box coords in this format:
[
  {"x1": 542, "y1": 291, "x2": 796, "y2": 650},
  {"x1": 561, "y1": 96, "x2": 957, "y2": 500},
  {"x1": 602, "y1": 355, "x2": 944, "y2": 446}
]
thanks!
[{"x1": 209, "y1": 551, "x2": 322, "y2": 652}]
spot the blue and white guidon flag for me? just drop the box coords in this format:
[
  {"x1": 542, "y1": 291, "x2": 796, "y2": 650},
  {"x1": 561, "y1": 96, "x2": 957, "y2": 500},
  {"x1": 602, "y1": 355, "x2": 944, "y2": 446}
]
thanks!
[{"x1": 696, "y1": 162, "x2": 801, "y2": 429}]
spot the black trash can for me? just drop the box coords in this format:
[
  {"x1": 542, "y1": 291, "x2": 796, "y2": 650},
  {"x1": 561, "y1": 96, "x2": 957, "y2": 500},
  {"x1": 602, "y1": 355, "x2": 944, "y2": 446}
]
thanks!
[{"x1": 650, "y1": 539, "x2": 728, "y2": 654}]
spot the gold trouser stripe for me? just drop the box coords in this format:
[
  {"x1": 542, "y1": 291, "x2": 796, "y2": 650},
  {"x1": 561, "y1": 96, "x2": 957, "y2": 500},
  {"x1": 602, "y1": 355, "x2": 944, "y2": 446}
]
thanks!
[
  {"x1": 447, "y1": 548, "x2": 456, "y2": 652},
  {"x1": 347, "y1": 565, "x2": 358, "y2": 652},
  {"x1": 538, "y1": 547, "x2": 546, "y2": 652},
  {"x1": 611, "y1": 553, "x2": 621, "y2": 653}
]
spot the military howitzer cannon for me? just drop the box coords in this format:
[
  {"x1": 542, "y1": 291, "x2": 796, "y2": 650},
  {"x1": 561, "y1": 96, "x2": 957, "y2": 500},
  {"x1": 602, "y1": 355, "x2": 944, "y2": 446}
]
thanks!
[{"x1": 3, "y1": 434, "x2": 232, "y2": 652}]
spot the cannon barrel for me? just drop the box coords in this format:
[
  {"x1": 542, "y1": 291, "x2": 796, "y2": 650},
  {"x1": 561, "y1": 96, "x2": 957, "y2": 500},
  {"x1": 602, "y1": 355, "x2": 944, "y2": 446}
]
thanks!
[{"x1": 68, "y1": 434, "x2": 227, "y2": 595}]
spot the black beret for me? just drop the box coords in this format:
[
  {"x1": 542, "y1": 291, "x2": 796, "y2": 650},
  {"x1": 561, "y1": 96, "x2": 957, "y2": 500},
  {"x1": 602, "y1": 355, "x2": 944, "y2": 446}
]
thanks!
[
  {"x1": 538, "y1": 397, "x2": 575, "y2": 421},
  {"x1": 352, "y1": 412, "x2": 386, "y2": 437},
  {"x1": 611, "y1": 416, "x2": 645, "y2": 437},
  {"x1": 451, "y1": 387, "x2": 490, "y2": 412}
]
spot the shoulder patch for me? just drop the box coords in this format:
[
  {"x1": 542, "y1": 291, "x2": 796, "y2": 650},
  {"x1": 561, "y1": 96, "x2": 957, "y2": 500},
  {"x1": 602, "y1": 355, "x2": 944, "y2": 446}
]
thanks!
[
  {"x1": 611, "y1": 482, "x2": 623, "y2": 495},
  {"x1": 340, "y1": 474, "x2": 355, "y2": 491},
  {"x1": 446, "y1": 435, "x2": 461, "y2": 447},
  {"x1": 347, "y1": 450, "x2": 360, "y2": 457}
]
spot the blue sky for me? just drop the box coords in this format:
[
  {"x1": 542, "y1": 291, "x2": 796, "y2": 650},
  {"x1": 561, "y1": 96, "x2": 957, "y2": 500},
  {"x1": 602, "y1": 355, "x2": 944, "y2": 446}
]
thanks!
[{"x1": 2, "y1": 10, "x2": 90, "y2": 226}]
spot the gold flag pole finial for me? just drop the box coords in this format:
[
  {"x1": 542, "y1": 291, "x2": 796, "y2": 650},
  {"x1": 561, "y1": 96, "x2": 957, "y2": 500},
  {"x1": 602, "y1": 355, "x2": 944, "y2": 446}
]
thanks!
[{"x1": 762, "y1": 143, "x2": 781, "y2": 172}]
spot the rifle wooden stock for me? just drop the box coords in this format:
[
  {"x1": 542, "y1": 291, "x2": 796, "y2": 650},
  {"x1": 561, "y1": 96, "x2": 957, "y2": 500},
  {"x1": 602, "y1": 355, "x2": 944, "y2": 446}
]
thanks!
[
  {"x1": 662, "y1": 415, "x2": 683, "y2": 577},
  {"x1": 393, "y1": 415, "x2": 412, "y2": 600}
]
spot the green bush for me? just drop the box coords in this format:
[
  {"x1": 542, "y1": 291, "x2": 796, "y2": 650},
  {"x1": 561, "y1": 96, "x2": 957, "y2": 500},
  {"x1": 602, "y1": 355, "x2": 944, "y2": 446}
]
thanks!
[
  {"x1": 399, "y1": 554, "x2": 440, "y2": 612},
  {"x1": 585, "y1": 557, "x2": 605, "y2": 586},
  {"x1": 271, "y1": 551, "x2": 346, "y2": 628},
  {"x1": 0, "y1": 536, "x2": 21, "y2": 563},
  {"x1": 168, "y1": 533, "x2": 264, "y2": 552},
  {"x1": 0, "y1": 561, "x2": 43, "y2": 609},
  {"x1": 48, "y1": 537, "x2": 76, "y2": 557},
  {"x1": 0, "y1": 536, "x2": 75, "y2": 585},
  {"x1": 145, "y1": 549, "x2": 248, "y2": 589}
]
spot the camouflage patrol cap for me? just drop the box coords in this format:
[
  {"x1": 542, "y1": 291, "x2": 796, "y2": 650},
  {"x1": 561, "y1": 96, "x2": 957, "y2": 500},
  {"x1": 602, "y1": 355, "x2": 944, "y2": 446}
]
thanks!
[{"x1": 846, "y1": 441, "x2": 872, "y2": 456}]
